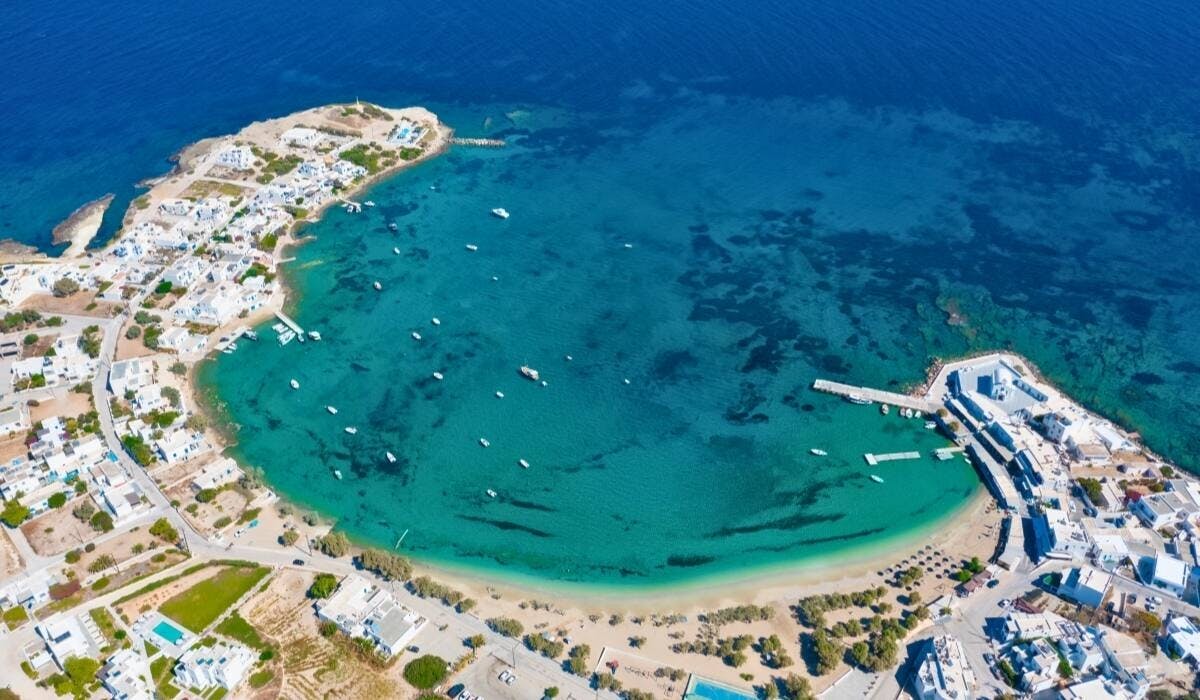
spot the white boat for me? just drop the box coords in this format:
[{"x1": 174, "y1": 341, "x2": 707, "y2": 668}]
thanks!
[
  {"x1": 810, "y1": 448, "x2": 828, "y2": 456},
  {"x1": 308, "y1": 331, "x2": 322, "y2": 341},
  {"x1": 870, "y1": 474, "x2": 885, "y2": 484},
  {"x1": 389, "y1": 222, "x2": 399, "y2": 232},
  {"x1": 491, "y1": 207, "x2": 510, "y2": 219},
  {"x1": 465, "y1": 244, "x2": 479, "y2": 252},
  {"x1": 364, "y1": 200, "x2": 376, "y2": 207},
  {"x1": 344, "y1": 427, "x2": 358, "y2": 435},
  {"x1": 518, "y1": 459, "x2": 530, "y2": 469},
  {"x1": 623, "y1": 243, "x2": 633, "y2": 249},
  {"x1": 386, "y1": 452, "x2": 397, "y2": 464},
  {"x1": 479, "y1": 438, "x2": 490, "y2": 447},
  {"x1": 540, "y1": 380, "x2": 548, "y2": 387},
  {"x1": 565, "y1": 354, "x2": 573, "y2": 361},
  {"x1": 334, "y1": 470, "x2": 343, "y2": 480},
  {"x1": 520, "y1": 366, "x2": 540, "y2": 381},
  {"x1": 491, "y1": 276, "x2": 499, "y2": 281},
  {"x1": 392, "y1": 247, "x2": 401, "y2": 255},
  {"x1": 278, "y1": 330, "x2": 295, "y2": 346},
  {"x1": 244, "y1": 330, "x2": 258, "y2": 341},
  {"x1": 924, "y1": 421, "x2": 937, "y2": 430},
  {"x1": 227, "y1": 342, "x2": 238, "y2": 351},
  {"x1": 431, "y1": 317, "x2": 441, "y2": 326},
  {"x1": 373, "y1": 281, "x2": 382, "y2": 291},
  {"x1": 432, "y1": 371, "x2": 444, "y2": 381},
  {"x1": 326, "y1": 406, "x2": 338, "y2": 415},
  {"x1": 495, "y1": 391, "x2": 505, "y2": 399},
  {"x1": 272, "y1": 322, "x2": 287, "y2": 333},
  {"x1": 486, "y1": 489, "x2": 497, "y2": 498},
  {"x1": 412, "y1": 331, "x2": 422, "y2": 341},
  {"x1": 622, "y1": 378, "x2": 631, "y2": 385},
  {"x1": 290, "y1": 379, "x2": 300, "y2": 390},
  {"x1": 222, "y1": 347, "x2": 234, "y2": 355},
  {"x1": 880, "y1": 404, "x2": 890, "y2": 415}
]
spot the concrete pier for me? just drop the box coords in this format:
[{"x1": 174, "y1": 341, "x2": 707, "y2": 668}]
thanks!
[
  {"x1": 864, "y1": 451, "x2": 921, "y2": 466},
  {"x1": 812, "y1": 379, "x2": 939, "y2": 413},
  {"x1": 274, "y1": 311, "x2": 303, "y2": 335}
]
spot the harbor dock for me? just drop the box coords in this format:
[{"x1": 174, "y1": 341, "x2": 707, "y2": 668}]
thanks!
[
  {"x1": 864, "y1": 451, "x2": 921, "y2": 466},
  {"x1": 274, "y1": 310, "x2": 304, "y2": 336},
  {"x1": 812, "y1": 379, "x2": 939, "y2": 413}
]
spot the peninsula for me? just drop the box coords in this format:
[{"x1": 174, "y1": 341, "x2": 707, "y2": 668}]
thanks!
[{"x1": 1, "y1": 105, "x2": 1198, "y2": 700}]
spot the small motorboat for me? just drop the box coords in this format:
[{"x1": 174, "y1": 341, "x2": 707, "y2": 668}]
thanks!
[
  {"x1": 431, "y1": 317, "x2": 441, "y2": 326},
  {"x1": 491, "y1": 207, "x2": 510, "y2": 219},
  {"x1": 244, "y1": 330, "x2": 258, "y2": 341},
  {"x1": 412, "y1": 331, "x2": 422, "y2": 341},
  {"x1": 880, "y1": 404, "x2": 890, "y2": 415},
  {"x1": 622, "y1": 378, "x2": 631, "y2": 385},
  {"x1": 540, "y1": 380, "x2": 548, "y2": 387},
  {"x1": 465, "y1": 244, "x2": 479, "y2": 252},
  {"x1": 388, "y1": 222, "x2": 398, "y2": 232},
  {"x1": 491, "y1": 275, "x2": 499, "y2": 281},
  {"x1": 308, "y1": 331, "x2": 321, "y2": 341},
  {"x1": 924, "y1": 421, "x2": 938, "y2": 430},
  {"x1": 364, "y1": 200, "x2": 376, "y2": 207},
  {"x1": 290, "y1": 379, "x2": 300, "y2": 390},
  {"x1": 392, "y1": 247, "x2": 400, "y2": 255},
  {"x1": 326, "y1": 406, "x2": 338, "y2": 415},
  {"x1": 565, "y1": 354, "x2": 573, "y2": 361},
  {"x1": 520, "y1": 366, "x2": 540, "y2": 381},
  {"x1": 432, "y1": 371, "x2": 444, "y2": 381},
  {"x1": 869, "y1": 474, "x2": 885, "y2": 484},
  {"x1": 495, "y1": 391, "x2": 505, "y2": 399},
  {"x1": 486, "y1": 489, "x2": 497, "y2": 498},
  {"x1": 386, "y1": 452, "x2": 397, "y2": 464},
  {"x1": 479, "y1": 438, "x2": 490, "y2": 447},
  {"x1": 334, "y1": 470, "x2": 343, "y2": 480},
  {"x1": 810, "y1": 448, "x2": 827, "y2": 456},
  {"x1": 373, "y1": 281, "x2": 382, "y2": 291},
  {"x1": 623, "y1": 243, "x2": 633, "y2": 249},
  {"x1": 344, "y1": 427, "x2": 358, "y2": 435},
  {"x1": 518, "y1": 459, "x2": 530, "y2": 469}
]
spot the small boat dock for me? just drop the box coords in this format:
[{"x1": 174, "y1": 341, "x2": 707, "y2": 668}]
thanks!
[
  {"x1": 934, "y1": 446, "x2": 967, "y2": 461},
  {"x1": 451, "y1": 137, "x2": 506, "y2": 148},
  {"x1": 812, "y1": 379, "x2": 939, "y2": 413},
  {"x1": 274, "y1": 311, "x2": 304, "y2": 336},
  {"x1": 864, "y1": 451, "x2": 921, "y2": 466}
]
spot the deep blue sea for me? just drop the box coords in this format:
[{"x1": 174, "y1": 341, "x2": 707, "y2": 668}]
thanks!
[{"x1": 5, "y1": 1, "x2": 1200, "y2": 586}]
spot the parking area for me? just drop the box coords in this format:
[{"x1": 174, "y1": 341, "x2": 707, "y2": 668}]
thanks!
[{"x1": 452, "y1": 651, "x2": 575, "y2": 700}]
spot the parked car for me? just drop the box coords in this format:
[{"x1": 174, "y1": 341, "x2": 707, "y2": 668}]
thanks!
[{"x1": 292, "y1": 558, "x2": 305, "y2": 566}]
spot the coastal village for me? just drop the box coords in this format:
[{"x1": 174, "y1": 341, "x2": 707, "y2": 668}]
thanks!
[{"x1": 1, "y1": 103, "x2": 1199, "y2": 700}]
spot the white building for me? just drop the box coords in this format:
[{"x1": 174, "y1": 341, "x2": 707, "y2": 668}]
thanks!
[
  {"x1": 215, "y1": 145, "x2": 255, "y2": 171},
  {"x1": 1148, "y1": 552, "x2": 1189, "y2": 597},
  {"x1": 191, "y1": 458, "x2": 243, "y2": 491},
  {"x1": 1044, "y1": 412, "x2": 1085, "y2": 445},
  {"x1": 0, "y1": 569, "x2": 57, "y2": 610},
  {"x1": 0, "y1": 404, "x2": 29, "y2": 436},
  {"x1": 101, "y1": 482, "x2": 144, "y2": 520},
  {"x1": 154, "y1": 429, "x2": 207, "y2": 464},
  {"x1": 1035, "y1": 508, "x2": 1091, "y2": 560},
  {"x1": 1129, "y1": 492, "x2": 1191, "y2": 529},
  {"x1": 109, "y1": 358, "x2": 153, "y2": 397},
  {"x1": 1058, "y1": 566, "x2": 1112, "y2": 608},
  {"x1": 101, "y1": 648, "x2": 153, "y2": 700},
  {"x1": 131, "y1": 383, "x2": 168, "y2": 413},
  {"x1": 280, "y1": 127, "x2": 324, "y2": 148},
  {"x1": 36, "y1": 614, "x2": 102, "y2": 669},
  {"x1": 174, "y1": 641, "x2": 254, "y2": 690},
  {"x1": 913, "y1": 635, "x2": 976, "y2": 700},
  {"x1": 315, "y1": 574, "x2": 427, "y2": 657},
  {"x1": 1165, "y1": 616, "x2": 1200, "y2": 667},
  {"x1": 1008, "y1": 638, "x2": 1062, "y2": 694}
]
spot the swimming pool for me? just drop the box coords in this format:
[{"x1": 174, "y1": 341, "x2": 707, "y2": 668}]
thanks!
[
  {"x1": 153, "y1": 619, "x2": 186, "y2": 645},
  {"x1": 685, "y1": 676, "x2": 756, "y2": 700}
]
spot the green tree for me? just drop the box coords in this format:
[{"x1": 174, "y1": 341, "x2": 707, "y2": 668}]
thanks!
[
  {"x1": 148, "y1": 518, "x2": 179, "y2": 544},
  {"x1": 52, "y1": 278, "x2": 80, "y2": 297},
  {"x1": 487, "y1": 617, "x2": 524, "y2": 637},
  {"x1": 545, "y1": 687, "x2": 560, "y2": 699},
  {"x1": 357, "y1": 549, "x2": 413, "y2": 581},
  {"x1": 314, "y1": 530, "x2": 351, "y2": 557},
  {"x1": 467, "y1": 634, "x2": 486, "y2": 656},
  {"x1": 402, "y1": 655, "x2": 448, "y2": 689},
  {"x1": 567, "y1": 644, "x2": 591, "y2": 676},
  {"x1": 308, "y1": 573, "x2": 339, "y2": 599},
  {"x1": 0, "y1": 500, "x2": 30, "y2": 528},
  {"x1": 47, "y1": 492, "x2": 67, "y2": 509},
  {"x1": 280, "y1": 530, "x2": 300, "y2": 547},
  {"x1": 90, "y1": 510, "x2": 114, "y2": 532}
]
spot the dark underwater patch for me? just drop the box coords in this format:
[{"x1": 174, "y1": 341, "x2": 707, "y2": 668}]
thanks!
[
  {"x1": 458, "y1": 515, "x2": 553, "y2": 538},
  {"x1": 666, "y1": 554, "x2": 715, "y2": 568},
  {"x1": 1111, "y1": 209, "x2": 1166, "y2": 232}
]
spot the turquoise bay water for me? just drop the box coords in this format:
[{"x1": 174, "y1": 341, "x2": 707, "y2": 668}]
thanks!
[{"x1": 199, "y1": 101, "x2": 983, "y2": 586}]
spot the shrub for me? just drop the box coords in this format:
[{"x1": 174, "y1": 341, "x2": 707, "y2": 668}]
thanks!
[
  {"x1": 403, "y1": 654, "x2": 448, "y2": 689},
  {"x1": 90, "y1": 511, "x2": 114, "y2": 532},
  {"x1": 1, "y1": 500, "x2": 31, "y2": 528},
  {"x1": 357, "y1": 549, "x2": 412, "y2": 581},
  {"x1": 47, "y1": 492, "x2": 67, "y2": 509},
  {"x1": 308, "y1": 573, "x2": 338, "y2": 599},
  {"x1": 314, "y1": 531, "x2": 351, "y2": 558},
  {"x1": 487, "y1": 617, "x2": 524, "y2": 637},
  {"x1": 149, "y1": 518, "x2": 179, "y2": 543}
]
